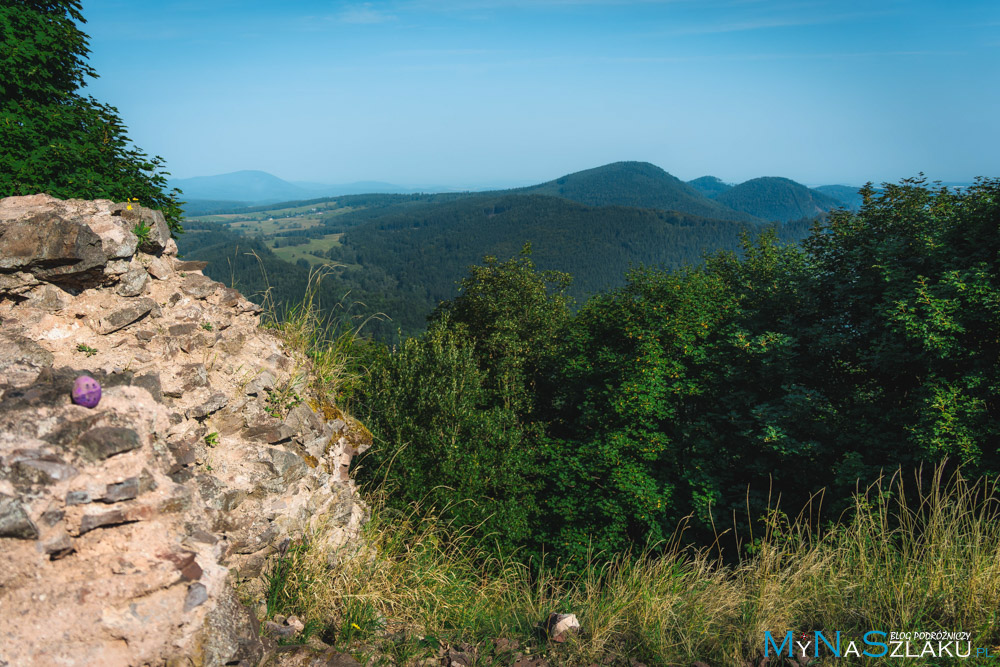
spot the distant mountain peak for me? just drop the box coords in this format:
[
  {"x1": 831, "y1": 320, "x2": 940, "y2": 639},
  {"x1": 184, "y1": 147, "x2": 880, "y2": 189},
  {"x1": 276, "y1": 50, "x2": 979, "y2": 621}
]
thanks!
[
  {"x1": 515, "y1": 162, "x2": 759, "y2": 223},
  {"x1": 714, "y1": 176, "x2": 843, "y2": 222},
  {"x1": 169, "y1": 170, "x2": 309, "y2": 204},
  {"x1": 687, "y1": 176, "x2": 733, "y2": 198}
]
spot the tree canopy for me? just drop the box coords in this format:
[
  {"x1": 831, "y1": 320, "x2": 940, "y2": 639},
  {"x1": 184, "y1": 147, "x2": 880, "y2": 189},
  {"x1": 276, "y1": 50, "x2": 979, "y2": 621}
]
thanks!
[
  {"x1": 0, "y1": 0, "x2": 183, "y2": 231},
  {"x1": 356, "y1": 177, "x2": 1000, "y2": 564}
]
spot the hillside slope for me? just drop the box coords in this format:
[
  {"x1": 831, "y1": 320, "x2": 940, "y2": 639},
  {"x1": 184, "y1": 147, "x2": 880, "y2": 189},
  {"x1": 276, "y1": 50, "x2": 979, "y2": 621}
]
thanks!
[
  {"x1": 514, "y1": 162, "x2": 760, "y2": 222},
  {"x1": 170, "y1": 170, "x2": 315, "y2": 203},
  {"x1": 325, "y1": 193, "x2": 808, "y2": 336},
  {"x1": 714, "y1": 176, "x2": 844, "y2": 222},
  {"x1": 687, "y1": 175, "x2": 733, "y2": 197}
]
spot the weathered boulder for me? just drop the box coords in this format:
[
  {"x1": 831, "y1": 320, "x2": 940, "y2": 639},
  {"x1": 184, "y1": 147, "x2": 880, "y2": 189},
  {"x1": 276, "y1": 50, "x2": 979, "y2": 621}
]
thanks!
[{"x1": 0, "y1": 195, "x2": 371, "y2": 666}]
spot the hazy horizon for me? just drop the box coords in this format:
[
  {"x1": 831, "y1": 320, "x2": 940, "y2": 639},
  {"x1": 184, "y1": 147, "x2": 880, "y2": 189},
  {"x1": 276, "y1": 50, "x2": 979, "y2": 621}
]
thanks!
[
  {"x1": 168, "y1": 166, "x2": 983, "y2": 198},
  {"x1": 80, "y1": 0, "x2": 999, "y2": 187}
]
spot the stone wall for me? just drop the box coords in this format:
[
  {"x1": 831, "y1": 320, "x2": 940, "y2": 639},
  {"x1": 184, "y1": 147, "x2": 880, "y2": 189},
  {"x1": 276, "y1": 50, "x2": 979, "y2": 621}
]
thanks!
[{"x1": 0, "y1": 195, "x2": 371, "y2": 666}]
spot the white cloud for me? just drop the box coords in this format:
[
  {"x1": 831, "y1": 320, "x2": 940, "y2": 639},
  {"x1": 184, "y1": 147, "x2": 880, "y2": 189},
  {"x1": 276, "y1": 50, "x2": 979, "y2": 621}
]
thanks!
[{"x1": 338, "y1": 3, "x2": 397, "y2": 24}]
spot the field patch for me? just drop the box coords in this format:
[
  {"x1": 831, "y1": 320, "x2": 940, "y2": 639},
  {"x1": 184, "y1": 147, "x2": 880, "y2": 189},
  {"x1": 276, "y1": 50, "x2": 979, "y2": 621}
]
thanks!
[{"x1": 270, "y1": 233, "x2": 344, "y2": 266}]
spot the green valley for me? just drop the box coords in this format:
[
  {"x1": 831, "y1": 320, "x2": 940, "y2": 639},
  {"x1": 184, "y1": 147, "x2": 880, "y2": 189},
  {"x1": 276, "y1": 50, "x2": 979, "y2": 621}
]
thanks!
[{"x1": 178, "y1": 162, "x2": 822, "y2": 338}]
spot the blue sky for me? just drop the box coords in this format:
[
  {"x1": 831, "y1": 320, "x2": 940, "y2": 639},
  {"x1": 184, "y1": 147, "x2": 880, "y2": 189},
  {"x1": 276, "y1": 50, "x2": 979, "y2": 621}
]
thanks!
[{"x1": 80, "y1": 0, "x2": 998, "y2": 188}]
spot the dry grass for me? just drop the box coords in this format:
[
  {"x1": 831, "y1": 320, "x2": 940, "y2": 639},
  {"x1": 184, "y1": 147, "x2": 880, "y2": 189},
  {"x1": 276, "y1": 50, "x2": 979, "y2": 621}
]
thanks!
[
  {"x1": 256, "y1": 261, "x2": 378, "y2": 407},
  {"x1": 255, "y1": 466, "x2": 1000, "y2": 665}
]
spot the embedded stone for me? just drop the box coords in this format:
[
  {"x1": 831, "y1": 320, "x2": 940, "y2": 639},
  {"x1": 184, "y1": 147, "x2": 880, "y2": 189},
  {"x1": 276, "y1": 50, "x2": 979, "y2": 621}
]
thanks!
[
  {"x1": 218, "y1": 288, "x2": 242, "y2": 308},
  {"x1": 79, "y1": 509, "x2": 130, "y2": 534},
  {"x1": 12, "y1": 459, "x2": 78, "y2": 485},
  {"x1": 132, "y1": 372, "x2": 163, "y2": 403},
  {"x1": 116, "y1": 265, "x2": 149, "y2": 297},
  {"x1": 23, "y1": 284, "x2": 70, "y2": 311},
  {"x1": 245, "y1": 424, "x2": 294, "y2": 444},
  {"x1": 188, "y1": 393, "x2": 228, "y2": 420},
  {"x1": 44, "y1": 533, "x2": 75, "y2": 560},
  {"x1": 0, "y1": 214, "x2": 106, "y2": 287},
  {"x1": 110, "y1": 203, "x2": 171, "y2": 253},
  {"x1": 78, "y1": 505, "x2": 152, "y2": 534},
  {"x1": 0, "y1": 332, "x2": 54, "y2": 385},
  {"x1": 179, "y1": 334, "x2": 206, "y2": 354},
  {"x1": 179, "y1": 274, "x2": 219, "y2": 300},
  {"x1": 66, "y1": 490, "x2": 91, "y2": 505},
  {"x1": 162, "y1": 551, "x2": 203, "y2": 582},
  {"x1": 76, "y1": 427, "x2": 141, "y2": 461},
  {"x1": 100, "y1": 477, "x2": 140, "y2": 503},
  {"x1": 0, "y1": 494, "x2": 39, "y2": 539},
  {"x1": 183, "y1": 583, "x2": 209, "y2": 612},
  {"x1": 145, "y1": 255, "x2": 172, "y2": 279},
  {"x1": 94, "y1": 297, "x2": 156, "y2": 334},
  {"x1": 169, "y1": 323, "x2": 198, "y2": 337},
  {"x1": 245, "y1": 370, "x2": 274, "y2": 396},
  {"x1": 174, "y1": 260, "x2": 209, "y2": 272},
  {"x1": 284, "y1": 405, "x2": 324, "y2": 439},
  {"x1": 41, "y1": 509, "x2": 65, "y2": 525}
]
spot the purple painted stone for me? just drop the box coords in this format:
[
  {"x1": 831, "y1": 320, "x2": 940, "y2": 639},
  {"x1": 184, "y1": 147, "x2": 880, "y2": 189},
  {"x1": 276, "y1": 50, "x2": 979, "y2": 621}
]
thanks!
[{"x1": 72, "y1": 375, "x2": 102, "y2": 408}]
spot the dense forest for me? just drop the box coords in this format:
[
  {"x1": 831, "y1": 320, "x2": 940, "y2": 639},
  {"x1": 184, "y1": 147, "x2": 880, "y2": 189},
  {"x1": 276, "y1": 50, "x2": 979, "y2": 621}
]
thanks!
[
  {"x1": 353, "y1": 178, "x2": 1000, "y2": 563},
  {"x1": 179, "y1": 163, "x2": 829, "y2": 338},
  {"x1": 686, "y1": 175, "x2": 733, "y2": 197},
  {"x1": 712, "y1": 176, "x2": 846, "y2": 222}
]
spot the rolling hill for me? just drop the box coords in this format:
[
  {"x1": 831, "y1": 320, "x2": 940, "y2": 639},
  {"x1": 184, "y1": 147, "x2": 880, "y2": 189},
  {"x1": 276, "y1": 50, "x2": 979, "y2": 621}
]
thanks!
[
  {"x1": 322, "y1": 193, "x2": 810, "y2": 336},
  {"x1": 169, "y1": 170, "x2": 317, "y2": 204},
  {"x1": 179, "y1": 162, "x2": 835, "y2": 338},
  {"x1": 713, "y1": 177, "x2": 844, "y2": 222},
  {"x1": 687, "y1": 176, "x2": 733, "y2": 198},
  {"x1": 512, "y1": 162, "x2": 760, "y2": 223}
]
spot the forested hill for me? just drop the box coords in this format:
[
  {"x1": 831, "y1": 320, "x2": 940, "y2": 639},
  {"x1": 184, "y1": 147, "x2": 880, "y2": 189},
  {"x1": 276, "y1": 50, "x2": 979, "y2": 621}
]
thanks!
[
  {"x1": 324, "y1": 193, "x2": 810, "y2": 336},
  {"x1": 177, "y1": 162, "x2": 838, "y2": 339},
  {"x1": 687, "y1": 175, "x2": 733, "y2": 197},
  {"x1": 714, "y1": 176, "x2": 845, "y2": 222},
  {"x1": 509, "y1": 162, "x2": 761, "y2": 223}
]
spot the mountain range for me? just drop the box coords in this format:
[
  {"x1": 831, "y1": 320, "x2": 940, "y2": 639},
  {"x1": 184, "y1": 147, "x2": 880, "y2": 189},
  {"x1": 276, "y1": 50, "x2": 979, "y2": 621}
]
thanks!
[
  {"x1": 173, "y1": 163, "x2": 869, "y2": 221},
  {"x1": 511, "y1": 162, "x2": 760, "y2": 222},
  {"x1": 168, "y1": 170, "x2": 446, "y2": 207},
  {"x1": 177, "y1": 161, "x2": 854, "y2": 337}
]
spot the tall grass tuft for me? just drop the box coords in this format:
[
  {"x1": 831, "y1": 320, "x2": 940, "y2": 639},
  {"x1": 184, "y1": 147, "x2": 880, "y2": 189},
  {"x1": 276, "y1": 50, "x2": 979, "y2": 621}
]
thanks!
[
  {"x1": 256, "y1": 261, "x2": 378, "y2": 406},
  {"x1": 253, "y1": 466, "x2": 1000, "y2": 665}
]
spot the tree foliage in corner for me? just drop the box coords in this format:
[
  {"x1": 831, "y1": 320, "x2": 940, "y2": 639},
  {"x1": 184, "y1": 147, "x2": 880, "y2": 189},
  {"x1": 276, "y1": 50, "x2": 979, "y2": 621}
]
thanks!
[{"x1": 0, "y1": 0, "x2": 183, "y2": 232}]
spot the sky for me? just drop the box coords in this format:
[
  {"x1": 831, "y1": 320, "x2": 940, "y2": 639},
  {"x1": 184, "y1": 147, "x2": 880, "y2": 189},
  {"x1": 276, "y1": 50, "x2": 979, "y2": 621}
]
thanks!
[{"x1": 80, "y1": 0, "x2": 999, "y2": 188}]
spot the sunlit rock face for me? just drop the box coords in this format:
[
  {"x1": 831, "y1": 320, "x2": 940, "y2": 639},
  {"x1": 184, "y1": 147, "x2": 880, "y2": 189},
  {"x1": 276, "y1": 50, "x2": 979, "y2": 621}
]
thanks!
[{"x1": 0, "y1": 194, "x2": 371, "y2": 666}]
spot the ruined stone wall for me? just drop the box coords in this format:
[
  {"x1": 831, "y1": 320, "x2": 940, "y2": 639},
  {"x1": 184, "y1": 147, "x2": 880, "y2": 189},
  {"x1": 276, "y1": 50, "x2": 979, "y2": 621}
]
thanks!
[{"x1": 0, "y1": 195, "x2": 371, "y2": 666}]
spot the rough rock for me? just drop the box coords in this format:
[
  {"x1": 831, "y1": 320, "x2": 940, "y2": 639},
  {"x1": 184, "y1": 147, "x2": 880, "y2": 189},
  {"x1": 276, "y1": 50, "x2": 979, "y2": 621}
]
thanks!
[
  {"x1": 545, "y1": 612, "x2": 581, "y2": 643},
  {"x1": 0, "y1": 195, "x2": 371, "y2": 666},
  {"x1": 117, "y1": 263, "x2": 150, "y2": 296},
  {"x1": 180, "y1": 273, "x2": 221, "y2": 299},
  {"x1": 0, "y1": 331, "x2": 54, "y2": 386},
  {"x1": 93, "y1": 296, "x2": 157, "y2": 334}
]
